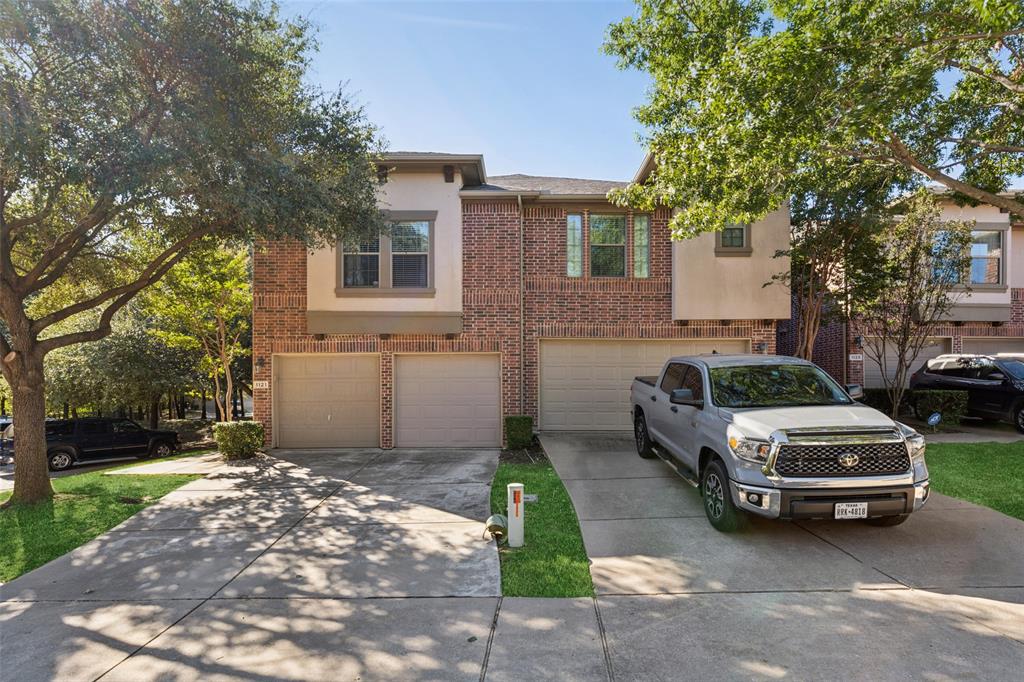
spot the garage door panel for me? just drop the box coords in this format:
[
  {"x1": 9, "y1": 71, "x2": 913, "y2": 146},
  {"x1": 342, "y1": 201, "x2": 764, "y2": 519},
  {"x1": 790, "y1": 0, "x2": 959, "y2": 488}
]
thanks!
[
  {"x1": 962, "y1": 338, "x2": 1024, "y2": 355},
  {"x1": 395, "y1": 354, "x2": 501, "y2": 448},
  {"x1": 539, "y1": 339, "x2": 750, "y2": 431},
  {"x1": 274, "y1": 354, "x2": 379, "y2": 448},
  {"x1": 863, "y1": 338, "x2": 951, "y2": 389}
]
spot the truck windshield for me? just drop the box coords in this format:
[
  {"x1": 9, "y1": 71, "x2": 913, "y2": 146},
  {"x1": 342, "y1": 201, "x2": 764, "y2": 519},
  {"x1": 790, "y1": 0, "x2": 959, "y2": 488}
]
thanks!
[{"x1": 709, "y1": 364, "x2": 853, "y2": 409}]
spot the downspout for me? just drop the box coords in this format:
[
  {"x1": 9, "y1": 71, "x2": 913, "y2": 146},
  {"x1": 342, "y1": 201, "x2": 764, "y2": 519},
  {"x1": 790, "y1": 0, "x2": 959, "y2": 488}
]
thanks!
[{"x1": 518, "y1": 193, "x2": 525, "y2": 414}]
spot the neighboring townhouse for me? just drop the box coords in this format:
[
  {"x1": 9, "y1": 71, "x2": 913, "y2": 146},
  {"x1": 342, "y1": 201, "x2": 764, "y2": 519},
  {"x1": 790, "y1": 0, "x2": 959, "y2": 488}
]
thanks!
[
  {"x1": 252, "y1": 152, "x2": 791, "y2": 448},
  {"x1": 783, "y1": 191, "x2": 1024, "y2": 388}
]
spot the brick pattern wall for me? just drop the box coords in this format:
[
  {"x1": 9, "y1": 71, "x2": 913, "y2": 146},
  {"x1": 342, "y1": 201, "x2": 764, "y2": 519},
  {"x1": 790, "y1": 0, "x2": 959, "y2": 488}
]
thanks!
[
  {"x1": 252, "y1": 200, "x2": 783, "y2": 446},
  {"x1": 842, "y1": 288, "x2": 1024, "y2": 384}
]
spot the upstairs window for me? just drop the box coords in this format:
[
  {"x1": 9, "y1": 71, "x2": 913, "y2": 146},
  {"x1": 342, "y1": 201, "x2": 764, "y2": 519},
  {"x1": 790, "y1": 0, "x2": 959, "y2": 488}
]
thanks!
[
  {"x1": 969, "y1": 230, "x2": 1002, "y2": 285},
  {"x1": 590, "y1": 214, "x2": 626, "y2": 277},
  {"x1": 633, "y1": 215, "x2": 650, "y2": 278},
  {"x1": 338, "y1": 211, "x2": 435, "y2": 295},
  {"x1": 715, "y1": 224, "x2": 752, "y2": 256},
  {"x1": 566, "y1": 213, "x2": 583, "y2": 277}
]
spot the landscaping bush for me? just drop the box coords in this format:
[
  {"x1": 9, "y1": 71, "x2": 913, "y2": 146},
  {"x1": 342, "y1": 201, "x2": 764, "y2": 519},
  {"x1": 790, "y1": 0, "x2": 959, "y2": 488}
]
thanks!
[
  {"x1": 911, "y1": 390, "x2": 968, "y2": 426},
  {"x1": 213, "y1": 421, "x2": 264, "y2": 460},
  {"x1": 860, "y1": 389, "x2": 914, "y2": 416},
  {"x1": 504, "y1": 416, "x2": 534, "y2": 449}
]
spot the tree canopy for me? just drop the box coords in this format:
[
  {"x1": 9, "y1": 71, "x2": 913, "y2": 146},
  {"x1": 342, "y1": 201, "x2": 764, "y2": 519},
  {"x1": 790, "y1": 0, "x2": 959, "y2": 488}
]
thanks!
[
  {"x1": 0, "y1": 0, "x2": 385, "y2": 504},
  {"x1": 605, "y1": 0, "x2": 1024, "y2": 236}
]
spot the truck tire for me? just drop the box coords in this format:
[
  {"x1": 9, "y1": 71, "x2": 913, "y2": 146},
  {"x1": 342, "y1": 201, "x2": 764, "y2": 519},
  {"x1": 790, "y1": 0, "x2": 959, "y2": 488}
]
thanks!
[
  {"x1": 865, "y1": 514, "x2": 909, "y2": 527},
  {"x1": 634, "y1": 413, "x2": 657, "y2": 459},
  {"x1": 47, "y1": 449, "x2": 74, "y2": 472},
  {"x1": 701, "y1": 459, "x2": 746, "y2": 532},
  {"x1": 1014, "y1": 404, "x2": 1024, "y2": 434},
  {"x1": 146, "y1": 440, "x2": 174, "y2": 459}
]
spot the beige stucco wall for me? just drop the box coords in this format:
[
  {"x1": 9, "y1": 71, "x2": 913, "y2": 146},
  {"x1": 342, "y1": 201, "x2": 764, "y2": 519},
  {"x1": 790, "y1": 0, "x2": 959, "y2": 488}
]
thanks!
[
  {"x1": 306, "y1": 169, "x2": 463, "y2": 313},
  {"x1": 672, "y1": 205, "x2": 791, "y2": 320}
]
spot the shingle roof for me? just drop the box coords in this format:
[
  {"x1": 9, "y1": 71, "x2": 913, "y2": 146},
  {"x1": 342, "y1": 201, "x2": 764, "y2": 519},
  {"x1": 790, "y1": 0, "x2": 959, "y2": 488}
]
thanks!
[{"x1": 469, "y1": 174, "x2": 628, "y2": 196}]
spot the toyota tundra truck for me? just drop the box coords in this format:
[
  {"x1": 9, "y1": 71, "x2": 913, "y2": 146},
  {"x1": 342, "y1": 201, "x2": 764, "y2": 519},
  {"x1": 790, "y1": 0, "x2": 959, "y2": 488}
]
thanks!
[{"x1": 630, "y1": 355, "x2": 929, "y2": 532}]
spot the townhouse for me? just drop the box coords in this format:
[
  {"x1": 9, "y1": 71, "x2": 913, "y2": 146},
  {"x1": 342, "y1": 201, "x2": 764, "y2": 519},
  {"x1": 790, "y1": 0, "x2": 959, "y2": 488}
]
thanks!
[
  {"x1": 252, "y1": 152, "x2": 791, "y2": 448},
  {"x1": 780, "y1": 191, "x2": 1024, "y2": 388}
]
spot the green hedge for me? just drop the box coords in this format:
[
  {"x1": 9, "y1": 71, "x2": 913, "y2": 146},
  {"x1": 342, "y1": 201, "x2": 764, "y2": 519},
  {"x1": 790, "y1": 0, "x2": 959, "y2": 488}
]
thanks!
[
  {"x1": 912, "y1": 390, "x2": 969, "y2": 426},
  {"x1": 860, "y1": 389, "x2": 912, "y2": 416},
  {"x1": 213, "y1": 421, "x2": 264, "y2": 460},
  {"x1": 504, "y1": 415, "x2": 534, "y2": 449}
]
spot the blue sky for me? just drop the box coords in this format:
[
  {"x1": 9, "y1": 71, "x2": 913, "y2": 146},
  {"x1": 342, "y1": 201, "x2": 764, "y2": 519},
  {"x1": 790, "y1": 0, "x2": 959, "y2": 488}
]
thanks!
[{"x1": 281, "y1": 1, "x2": 649, "y2": 180}]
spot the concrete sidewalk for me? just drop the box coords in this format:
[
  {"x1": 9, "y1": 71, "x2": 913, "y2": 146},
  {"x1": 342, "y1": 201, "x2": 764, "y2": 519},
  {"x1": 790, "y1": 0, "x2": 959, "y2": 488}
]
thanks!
[{"x1": 541, "y1": 431, "x2": 1024, "y2": 680}]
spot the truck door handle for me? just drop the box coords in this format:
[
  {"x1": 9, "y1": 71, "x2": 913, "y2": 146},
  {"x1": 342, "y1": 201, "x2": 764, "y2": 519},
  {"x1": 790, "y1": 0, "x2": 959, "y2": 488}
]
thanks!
[
  {"x1": 670, "y1": 406, "x2": 679, "y2": 413},
  {"x1": 650, "y1": 395, "x2": 657, "y2": 402}
]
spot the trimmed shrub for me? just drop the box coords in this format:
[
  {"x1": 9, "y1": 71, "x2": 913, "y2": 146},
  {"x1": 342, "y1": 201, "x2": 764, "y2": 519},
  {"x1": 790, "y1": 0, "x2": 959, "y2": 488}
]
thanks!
[
  {"x1": 911, "y1": 390, "x2": 968, "y2": 426},
  {"x1": 504, "y1": 415, "x2": 534, "y2": 449},
  {"x1": 213, "y1": 421, "x2": 264, "y2": 460},
  {"x1": 860, "y1": 389, "x2": 914, "y2": 416}
]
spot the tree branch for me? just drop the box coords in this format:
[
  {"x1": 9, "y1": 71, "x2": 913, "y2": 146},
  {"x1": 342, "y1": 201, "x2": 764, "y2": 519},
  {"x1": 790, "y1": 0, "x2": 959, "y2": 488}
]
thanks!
[
  {"x1": 32, "y1": 226, "x2": 215, "y2": 338},
  {"x1": 947, "y1": 60, "x2": 1024, "y2": 94}
]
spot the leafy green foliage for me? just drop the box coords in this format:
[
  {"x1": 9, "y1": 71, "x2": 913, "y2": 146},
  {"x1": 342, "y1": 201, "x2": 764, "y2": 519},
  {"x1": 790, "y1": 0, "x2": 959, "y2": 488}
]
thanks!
[
  {"x1": 927, "y1": 442, "x2": 1024, "y2": 520},
  {"x1": 857, "y1": 192, "x2": 974, "y2": 417},
  {"x1": 213, "y1": 421, "x2": 264, "y2": 460},
  {"x1": 605, "y1": 1, "x2": 1024, "y2": 236},
  {"x1": 0, "y1": 471, "x2": 199, "y2": 581},
  {"x1": 490, "y1": 461, "x2": 594, "y2": 597},
  {"x1": 504, "y1": 416, "x2": 534, "y2": 449},
  {"x1": 913, "y1": 389, "x2": 969, "y2": 424}
]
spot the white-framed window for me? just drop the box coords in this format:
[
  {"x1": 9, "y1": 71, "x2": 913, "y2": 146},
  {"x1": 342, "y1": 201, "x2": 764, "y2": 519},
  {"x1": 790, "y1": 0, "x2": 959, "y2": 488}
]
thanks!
[
  {"x1": 969, "y1": 230, "x2": 1002, "y2": 285},
  {"x1": 633, "y1": 214, "x2": 651, "y2": 278},
  {"x1": 566, "y1": 213, "x2": 583, "y2": 277},
  {"x1": 590, "y1": 214, "x2": 627, "y2": 277},
  {"x1": 337, "y1": 211, "x2": 435, "y2": 294}
]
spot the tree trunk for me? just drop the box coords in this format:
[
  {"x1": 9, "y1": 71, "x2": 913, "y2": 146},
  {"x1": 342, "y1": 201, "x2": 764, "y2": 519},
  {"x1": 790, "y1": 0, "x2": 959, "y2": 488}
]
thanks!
[
  {"x1": 212, "y1": 373, "x2": 225, "y2": 422},
  {"x1": 149, "y1": 397, "x2": 160, "y2": 429},
  {"x1": 63, "y1": 402, "x2": 70, "y2": 419},
  {"x1": 4, "y1": 349, "x2": 54, "y2": 505},
  {"x1": 1, "y1": 396, "x2": 6, "y2": 415},
  {"x1": 201, "y1": 389, "x2": 207, "y2": 420}
]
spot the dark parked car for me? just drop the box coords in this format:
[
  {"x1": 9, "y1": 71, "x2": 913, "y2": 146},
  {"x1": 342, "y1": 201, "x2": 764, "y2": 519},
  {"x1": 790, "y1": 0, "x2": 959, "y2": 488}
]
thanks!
[
  {"x1": 5, "y1": 418, "x2": 178, "y2": 471},
  {"x1": 909, "y1": 354, "x2": 1024, "y2": 432}
]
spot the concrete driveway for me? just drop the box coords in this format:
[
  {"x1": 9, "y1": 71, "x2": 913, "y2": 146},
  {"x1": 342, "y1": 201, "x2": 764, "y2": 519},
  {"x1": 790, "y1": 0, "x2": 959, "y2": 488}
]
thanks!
[
  {"x1": 0, "y1": 449, "x2": 505, "y2": 681},
  {"x1": 541, "y1": 432, "x2": 1024, "y2": 680}
]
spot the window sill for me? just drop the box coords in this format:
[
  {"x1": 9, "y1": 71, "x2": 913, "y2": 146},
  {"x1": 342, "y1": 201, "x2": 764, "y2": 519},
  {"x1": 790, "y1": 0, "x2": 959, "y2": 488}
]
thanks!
[
  {"x1": 714, "y1": 247, "x2": 753, "y2": 257},
  {"x1": 335, "y1": 287, "x2": 436, "y2": 298},
  {"x1": 952, "y1": 284, "x2": 1008, "y2": 292}
]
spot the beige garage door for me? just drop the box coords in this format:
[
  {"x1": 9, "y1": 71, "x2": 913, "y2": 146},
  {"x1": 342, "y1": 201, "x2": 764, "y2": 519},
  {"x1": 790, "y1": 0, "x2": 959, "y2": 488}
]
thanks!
[
  {"x1": 274, "y1": 355, "x2": 379, "y2": 448},
  {"x1": 539, "y1": 338, "x2": 751, "y2": 431},
  {"x1": 395, "y1": 354, "x2": 501, "y2": 447},
  {"x1": 863, "y1": 338, "x2": 951, "y2": 389},
  {"x1": 962, "y1": 338, "x2": 1024, "y2": 355}
]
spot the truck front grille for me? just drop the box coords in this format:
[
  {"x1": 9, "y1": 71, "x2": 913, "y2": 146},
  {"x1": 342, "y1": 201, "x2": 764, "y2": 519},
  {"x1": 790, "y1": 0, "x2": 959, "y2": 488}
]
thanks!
[{"x1": 774, "y1": 442, "x2": 911, "y2": 477}]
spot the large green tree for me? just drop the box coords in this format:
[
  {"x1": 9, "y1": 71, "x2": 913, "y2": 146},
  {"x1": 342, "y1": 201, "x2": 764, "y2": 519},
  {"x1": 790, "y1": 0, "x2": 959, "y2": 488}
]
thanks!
[
  {"x1": 0, "y1": 0, "x2": 384, "y2": 505},
  {"x1": 605, "y1": 0, "x2": 1024, "y2": 236},
  {"x1": 146, "y1": 245, "x2": 251, "y2": 423}
]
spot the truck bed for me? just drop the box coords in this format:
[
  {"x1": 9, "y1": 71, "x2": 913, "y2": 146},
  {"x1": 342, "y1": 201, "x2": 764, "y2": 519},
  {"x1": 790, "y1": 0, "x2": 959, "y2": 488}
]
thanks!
[{"x1": 635, "y1": 375, "x2": 658, "y2": 387}]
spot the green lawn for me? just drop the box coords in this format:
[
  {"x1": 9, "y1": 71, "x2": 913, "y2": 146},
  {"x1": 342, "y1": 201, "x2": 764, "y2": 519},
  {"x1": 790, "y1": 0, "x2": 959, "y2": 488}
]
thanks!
[
  {"x1": 0, "y1": 467, "x2": 201, "y2": 582},
  {"x1": 490, "y1": 461, "x2": 594, "y2": 597},
  {"x1": 926, "y1": 442, "x2": 1024, "y2": 521}
]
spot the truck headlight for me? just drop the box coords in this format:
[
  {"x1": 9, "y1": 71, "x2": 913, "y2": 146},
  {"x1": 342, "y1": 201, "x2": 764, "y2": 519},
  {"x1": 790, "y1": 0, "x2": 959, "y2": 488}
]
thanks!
[
  {"x1": 727, "y1": 425, "x2": 771, "y2": 463},
  {"x1": 896, "y1": 422, "x2": 926, "y2": 462}
]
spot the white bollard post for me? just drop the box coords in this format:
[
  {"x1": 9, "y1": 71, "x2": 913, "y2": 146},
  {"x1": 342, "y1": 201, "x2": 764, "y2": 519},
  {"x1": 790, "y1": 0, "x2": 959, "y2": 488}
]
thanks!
[{"x1": 507, "y1": 482, "x2": 525, "y2": 548}]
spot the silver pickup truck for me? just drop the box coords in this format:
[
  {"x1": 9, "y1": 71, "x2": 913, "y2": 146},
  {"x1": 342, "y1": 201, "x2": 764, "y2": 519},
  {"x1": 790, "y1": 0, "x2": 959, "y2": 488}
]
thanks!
[{"x1": 630, "y1": 355, "x2": 930, "y2": 532}]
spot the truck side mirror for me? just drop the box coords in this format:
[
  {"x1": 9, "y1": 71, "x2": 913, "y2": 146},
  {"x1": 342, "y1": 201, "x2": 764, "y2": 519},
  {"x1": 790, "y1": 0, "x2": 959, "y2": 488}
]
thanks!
[
  {"x1": 845, "y1": 384, "x2": 864, "y2": 400},
  {"x1": 670, "y1": 388, "x2": 703, "y2": 408}
]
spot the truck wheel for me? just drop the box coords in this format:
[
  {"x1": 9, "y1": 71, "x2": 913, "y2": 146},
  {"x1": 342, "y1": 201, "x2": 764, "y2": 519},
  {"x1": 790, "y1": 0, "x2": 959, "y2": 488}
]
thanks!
[
  {"x1": 47, "y1": 450, "x2": 74, "y2": 472},
  {"x1": 701, "y1": 459, "x2": 746, "y2": 532},
  {"x1": 865, "y1": 514, "x2": 909, "y2": 527},
  {"x1": 148, "y1": 441, "x2": 173, "y2": 459},
  {"x1": 634, "y1": 414, "x2": 657, "y2": 459}
]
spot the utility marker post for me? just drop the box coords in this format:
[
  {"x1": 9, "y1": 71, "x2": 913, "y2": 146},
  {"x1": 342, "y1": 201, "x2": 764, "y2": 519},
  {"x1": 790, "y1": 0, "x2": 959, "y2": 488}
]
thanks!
[{"x1": 507, "y1": 482, "x2": 524, "y2": 547}]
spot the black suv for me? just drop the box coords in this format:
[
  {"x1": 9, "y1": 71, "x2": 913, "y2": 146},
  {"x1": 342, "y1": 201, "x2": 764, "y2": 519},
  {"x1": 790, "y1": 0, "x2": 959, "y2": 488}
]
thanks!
[
  {"x1": 909, "y1": 354, "x2": 1024, "y2": 432},
  {"x1": 6, "y1": 418, "x2": 179, "y2": 471}
]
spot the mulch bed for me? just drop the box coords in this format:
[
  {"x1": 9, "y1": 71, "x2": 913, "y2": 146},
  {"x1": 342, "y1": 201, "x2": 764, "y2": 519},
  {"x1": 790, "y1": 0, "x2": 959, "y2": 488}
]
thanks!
[{"x1": 500, "y1": 436, "x2": 549, "y2": 465}]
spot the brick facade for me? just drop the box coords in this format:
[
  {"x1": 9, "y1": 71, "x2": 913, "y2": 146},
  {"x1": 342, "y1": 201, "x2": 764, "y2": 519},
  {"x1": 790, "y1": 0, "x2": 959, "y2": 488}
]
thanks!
[{"x1": 253, "y1": 199, "x2": 781, "y2": 447}]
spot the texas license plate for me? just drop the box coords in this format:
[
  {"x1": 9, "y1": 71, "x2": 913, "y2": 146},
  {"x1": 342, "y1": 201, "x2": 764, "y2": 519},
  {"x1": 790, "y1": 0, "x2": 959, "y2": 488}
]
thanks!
[{"x1": 834, "y1": 502, "x2": 868, "y2": 520}]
